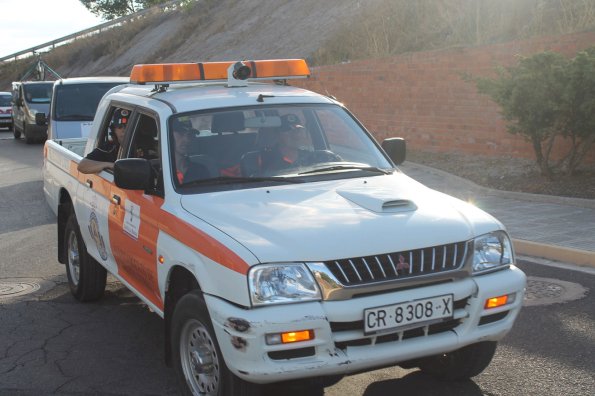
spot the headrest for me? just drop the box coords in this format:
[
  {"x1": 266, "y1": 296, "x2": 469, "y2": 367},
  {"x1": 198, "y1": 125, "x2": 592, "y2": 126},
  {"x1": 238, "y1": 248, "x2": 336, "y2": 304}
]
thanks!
[
  {"x1": 211, "y1": 111, "x2": 245, "y2": 134},
  {"x1": 171, "y1": 117, "x2": 194, "y2": 133},
  {"x1": 279, "y1": 113, "x2": 304, "y2": 132}
]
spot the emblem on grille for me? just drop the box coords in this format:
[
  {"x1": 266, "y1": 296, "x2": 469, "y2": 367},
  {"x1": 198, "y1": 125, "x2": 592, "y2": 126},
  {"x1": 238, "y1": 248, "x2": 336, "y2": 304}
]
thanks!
[{"x1": 396, "y1": 254, "x2": 410, "y2": 271}]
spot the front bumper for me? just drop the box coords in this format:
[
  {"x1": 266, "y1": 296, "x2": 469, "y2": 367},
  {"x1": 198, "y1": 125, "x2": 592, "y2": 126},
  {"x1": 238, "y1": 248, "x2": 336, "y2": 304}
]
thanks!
[
  {"x1": 25, "y1": 123, "x2": 48, "y2": 138},
  {"x1": 0, "y1": 117, "x2": 12, "y2": 127},
  {"x1": 206, "y1": 265, "x2": 526, "y2": 384}
]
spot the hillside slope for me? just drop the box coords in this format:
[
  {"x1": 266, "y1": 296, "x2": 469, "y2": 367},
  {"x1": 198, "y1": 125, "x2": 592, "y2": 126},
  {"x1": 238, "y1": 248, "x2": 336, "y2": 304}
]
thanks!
[
  {"x1": 4, "y1": 0, "x2": 378, "y2": 83},
  {"x1": 2, "y1": 0, "x2": 594, "y2": 88}
]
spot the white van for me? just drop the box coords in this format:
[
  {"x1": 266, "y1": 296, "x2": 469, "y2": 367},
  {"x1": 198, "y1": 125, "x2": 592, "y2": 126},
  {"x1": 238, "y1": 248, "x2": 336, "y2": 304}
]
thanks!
[
  {"x1": 11, "y1": 81, "x2": 53, "y2": 143},
  {"x1": 47, "y1": 77, "x2": 129, "y2": 140}
]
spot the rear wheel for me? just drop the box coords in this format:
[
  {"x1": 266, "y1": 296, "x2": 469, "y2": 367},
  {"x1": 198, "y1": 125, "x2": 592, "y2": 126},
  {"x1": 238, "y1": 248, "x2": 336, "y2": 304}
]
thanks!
[
  {"x1": 172, "y1": 291, "x2": 261, "y2": 396},
  {"x1": 64, "y1": 213, "x2": 107, "y2": 302},
  {"x1": 417, "y1": 341, "x2": 498, "y2": 381}
]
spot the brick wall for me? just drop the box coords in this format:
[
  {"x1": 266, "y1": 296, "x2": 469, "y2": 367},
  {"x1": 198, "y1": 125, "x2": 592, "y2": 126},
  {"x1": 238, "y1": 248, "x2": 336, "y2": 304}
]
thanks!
[{"x1": 294, "y1": 31, "x2": 595, "y2": 164}]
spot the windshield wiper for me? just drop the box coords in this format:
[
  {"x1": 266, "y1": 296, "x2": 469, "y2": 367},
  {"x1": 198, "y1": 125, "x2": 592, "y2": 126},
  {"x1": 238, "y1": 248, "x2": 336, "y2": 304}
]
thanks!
[
  {"x1": 182, "y1": 176, "x2": 305, "y2": 187},
  {"x1": 298, "y1": 164, "x2": 393, "y2": 175}
]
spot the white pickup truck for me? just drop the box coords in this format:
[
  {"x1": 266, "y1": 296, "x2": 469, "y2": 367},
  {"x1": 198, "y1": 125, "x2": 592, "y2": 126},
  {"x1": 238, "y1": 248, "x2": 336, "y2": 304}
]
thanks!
[{"x1": 43, "y1": 59, "x2": 526, "y2": 395}]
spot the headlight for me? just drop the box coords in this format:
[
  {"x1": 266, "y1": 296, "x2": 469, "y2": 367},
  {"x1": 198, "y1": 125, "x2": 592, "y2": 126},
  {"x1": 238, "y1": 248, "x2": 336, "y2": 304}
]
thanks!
[
  {"x1": 248, "y1": 263, "x2": 321, "y2": 306},
  {"x1": 472, "y1": 231, "x2": 513, "y2": 274}
]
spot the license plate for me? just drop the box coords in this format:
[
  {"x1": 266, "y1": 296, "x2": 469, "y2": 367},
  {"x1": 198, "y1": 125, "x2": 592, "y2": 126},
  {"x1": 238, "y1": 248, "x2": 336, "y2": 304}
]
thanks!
[{"x1": 364, "y1": 294, "x2": 453, "y2": 334}]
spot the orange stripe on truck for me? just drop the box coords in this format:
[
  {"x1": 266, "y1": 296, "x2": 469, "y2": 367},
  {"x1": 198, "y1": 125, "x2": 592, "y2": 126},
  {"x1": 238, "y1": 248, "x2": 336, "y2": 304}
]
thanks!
[{"x1": 94, "y1": 179, "x2": 250, "y2": 274}]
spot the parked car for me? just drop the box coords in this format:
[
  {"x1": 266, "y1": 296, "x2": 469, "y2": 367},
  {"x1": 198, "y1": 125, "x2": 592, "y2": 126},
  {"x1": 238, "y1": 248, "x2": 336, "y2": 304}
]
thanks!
[
  {"x1": 0, "y1": 91, "x2": 12, "y2": 131},
  {"x1": 46, "y1": 77, "x2": 129, "y2": 140},
  {"x1": 11, "y1": 81, "x2": 53, "y2": 143}
]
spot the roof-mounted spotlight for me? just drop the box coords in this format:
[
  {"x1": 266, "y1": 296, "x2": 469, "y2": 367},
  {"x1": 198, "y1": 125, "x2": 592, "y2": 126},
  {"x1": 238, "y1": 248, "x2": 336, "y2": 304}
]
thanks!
[
  {"x1": 227, "y1": 61, "x2": 252, "y2": 87},
  {"x1": 233, "y1": 61, "x2": 251, "y2": 80}
]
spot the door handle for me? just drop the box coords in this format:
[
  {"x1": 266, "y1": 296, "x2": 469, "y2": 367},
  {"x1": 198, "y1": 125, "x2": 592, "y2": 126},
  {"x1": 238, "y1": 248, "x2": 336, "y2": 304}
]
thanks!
[
  {"x1": 86, "y1": 179, "x2": 93, "y2": 188},
  {"x1": 112, "y1": 194, "x2": 121, "y2": 205}
]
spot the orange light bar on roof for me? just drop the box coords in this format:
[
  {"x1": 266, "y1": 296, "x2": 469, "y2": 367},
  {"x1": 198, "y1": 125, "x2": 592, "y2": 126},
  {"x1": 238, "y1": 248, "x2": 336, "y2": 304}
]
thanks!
[{"x1": 130, "y1": 59, "x2": 310, "y2": 84}]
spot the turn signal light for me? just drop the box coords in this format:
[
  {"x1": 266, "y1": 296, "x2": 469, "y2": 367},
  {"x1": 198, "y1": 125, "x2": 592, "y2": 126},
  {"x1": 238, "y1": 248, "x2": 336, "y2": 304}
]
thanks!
[
  {"x1": 485, "y1": 295, "x2": 509, "y2": 309},
  {"x1": 266, "y1": 329, "x2": 314, "y2": 345}
]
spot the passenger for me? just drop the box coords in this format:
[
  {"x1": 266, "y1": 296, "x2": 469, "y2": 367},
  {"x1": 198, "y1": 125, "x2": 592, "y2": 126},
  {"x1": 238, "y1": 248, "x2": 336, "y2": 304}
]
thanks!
[
  {"x1": 171, "y1": 118, "x2": 209, "y2": 184},
  {"x1": 78, "y1": 108, "x2": 129, "y2": 174}
]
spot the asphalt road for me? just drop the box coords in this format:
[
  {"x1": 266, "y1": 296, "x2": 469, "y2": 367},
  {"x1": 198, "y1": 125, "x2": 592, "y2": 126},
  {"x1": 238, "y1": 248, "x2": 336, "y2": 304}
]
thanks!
[{"x1": 0, "y1": 130, "x2": 593, "y2": 396}]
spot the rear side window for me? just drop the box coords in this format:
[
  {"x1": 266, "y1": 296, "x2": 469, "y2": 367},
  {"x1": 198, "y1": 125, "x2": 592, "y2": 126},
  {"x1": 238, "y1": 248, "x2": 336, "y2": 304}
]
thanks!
[{"x1": 53, "y1": 83, "x2": 124, "y2": 121}]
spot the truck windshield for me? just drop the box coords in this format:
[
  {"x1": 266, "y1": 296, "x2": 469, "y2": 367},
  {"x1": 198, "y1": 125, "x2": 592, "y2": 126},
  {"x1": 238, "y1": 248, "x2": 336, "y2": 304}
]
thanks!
[
  {"x1": 53, "y1": 83, "x2": 125, "y2": 121},
  {"x1": 23, "y1": 83, "x2": 53, "y2": 104},
  {"x1": 0, "y1": 95, "x2": 10, "y2": 106},
  {"x1": 169, "y1": 104, "x2": 393, "y2": 189}
]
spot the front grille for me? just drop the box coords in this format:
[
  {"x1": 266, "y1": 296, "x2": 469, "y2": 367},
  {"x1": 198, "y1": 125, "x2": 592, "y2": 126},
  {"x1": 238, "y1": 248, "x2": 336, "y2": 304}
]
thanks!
[
  {"x1": 334, "y1": 318, "x2": 462, "y2": 349},
  {"x1": 268, "y1": 347, "x2": 315, "y2": 360},
  {"x1": 479, "y1": 311, "x2": 509, "y2": 326},
  {"x1": 324, "y1": 241, "x2": 470, "y2": 286}
]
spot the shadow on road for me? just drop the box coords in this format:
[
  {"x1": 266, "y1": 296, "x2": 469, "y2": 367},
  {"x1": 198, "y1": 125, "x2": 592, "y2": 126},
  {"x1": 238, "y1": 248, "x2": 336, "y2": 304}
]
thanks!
[
  {"x1": 0, "y1": 180, "x2": 55, "y2": 234},
  {"x1": 362, "y1": 371, "x2": 483, "y2": 395}
]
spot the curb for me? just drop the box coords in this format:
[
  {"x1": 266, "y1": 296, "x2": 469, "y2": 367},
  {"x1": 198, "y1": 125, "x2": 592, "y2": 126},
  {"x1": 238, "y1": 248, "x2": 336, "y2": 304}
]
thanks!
[
  {"x1": 513, "y1": 239, "x2": 595, "y2": 268},
  {"x1": 402, "y1": 162, "x2": 595, "y2": 268},
  {"x1": 404, "y1": 162, "x2": 595, "y2": 209}
]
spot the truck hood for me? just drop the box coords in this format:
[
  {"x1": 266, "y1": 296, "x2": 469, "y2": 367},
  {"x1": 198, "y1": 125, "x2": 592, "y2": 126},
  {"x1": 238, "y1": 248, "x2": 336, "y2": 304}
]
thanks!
[{"x1": 180, "y1": 173, "x2": 503, "y2": 263}]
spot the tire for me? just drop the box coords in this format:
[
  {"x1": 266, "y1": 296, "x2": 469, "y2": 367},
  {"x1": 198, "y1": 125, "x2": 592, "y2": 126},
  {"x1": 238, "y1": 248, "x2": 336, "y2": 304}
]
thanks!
[
  {"x1": 13, "y1": 119, "x2": 20, "y2": 139},
  {"x1": 64, "y1": 213, "x2": 107, "y2": 302},
  {"x1": 172, "y1": 291, "x2": 261, "y2": 396},
  {"x1": 24, "y1": 123, "x2": 34, "y2": 144},
  {"x1": 418, "y1": 341, "x2": 498, "y2": 381}
]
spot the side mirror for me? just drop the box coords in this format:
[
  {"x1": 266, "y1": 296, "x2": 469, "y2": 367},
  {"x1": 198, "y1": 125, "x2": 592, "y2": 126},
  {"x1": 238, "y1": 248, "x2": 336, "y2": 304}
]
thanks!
[
  {"x1": 35, "y1": 112, "x2": 47, "y2": 126},
  {"x1": 382, "y1": 137, "x2": 406, "y2": 165},
  {"x1": 114, "y1": 158, "x2": 152, "y2": 190},
  {"x1": 17, "y1": 98, "x2": 24, "y2": 107}
]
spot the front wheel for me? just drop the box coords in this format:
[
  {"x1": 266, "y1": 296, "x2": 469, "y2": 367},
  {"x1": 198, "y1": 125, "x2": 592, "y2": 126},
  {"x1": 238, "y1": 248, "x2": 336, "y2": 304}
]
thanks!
[
  {"x1": 24, "y1": 123, "x2": 34, "y2": 144},
  {"x1": 64, "y1": 213, "x2": 107, "y2": 302},
  {"x1": 417, "y1": 341, "x2": 498, "y2": 381},
  {"x1": 13, "y1": 119, "x2": 20, "y2": 139},
  {"x1": 172, "y1": 291, "x2": 261, "y2": 396}
]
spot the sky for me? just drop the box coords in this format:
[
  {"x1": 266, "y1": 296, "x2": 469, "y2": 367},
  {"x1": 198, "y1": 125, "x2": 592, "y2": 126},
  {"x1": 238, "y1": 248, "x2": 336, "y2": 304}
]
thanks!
[{"x1": 0, "y1": 0, "x2": 103, "y2": 58}]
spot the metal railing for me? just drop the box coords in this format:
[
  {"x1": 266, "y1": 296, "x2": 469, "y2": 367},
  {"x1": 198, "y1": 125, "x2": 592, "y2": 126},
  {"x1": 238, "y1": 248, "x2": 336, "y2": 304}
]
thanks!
[{"x1": 0, "y1": 0, "x2": 185, "y2": 63}]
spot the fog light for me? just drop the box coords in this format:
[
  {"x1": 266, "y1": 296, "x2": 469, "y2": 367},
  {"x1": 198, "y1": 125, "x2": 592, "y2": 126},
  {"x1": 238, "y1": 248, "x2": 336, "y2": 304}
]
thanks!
[{"x1": 266, "y1": 329, "x2": 314, "y2": 345}]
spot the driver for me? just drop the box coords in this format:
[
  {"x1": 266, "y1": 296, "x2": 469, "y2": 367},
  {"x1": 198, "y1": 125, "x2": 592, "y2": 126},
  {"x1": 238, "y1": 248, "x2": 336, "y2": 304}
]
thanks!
[{"x1": 257, "y1": 114, "x2": 312, "y2": 173}]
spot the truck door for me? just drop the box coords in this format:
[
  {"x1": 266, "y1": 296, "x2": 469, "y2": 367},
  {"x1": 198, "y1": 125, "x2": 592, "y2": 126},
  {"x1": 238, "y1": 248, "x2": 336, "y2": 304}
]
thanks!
[
  {"x1": 107, "y1": 112, "x2": 164, "y2": 310},
  {"x1": 76, "y1": 106, "x2": 132, "y2": 276},
  {"x1": 77, "y1": 171, "x2": 119, "y2": 274}
]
